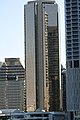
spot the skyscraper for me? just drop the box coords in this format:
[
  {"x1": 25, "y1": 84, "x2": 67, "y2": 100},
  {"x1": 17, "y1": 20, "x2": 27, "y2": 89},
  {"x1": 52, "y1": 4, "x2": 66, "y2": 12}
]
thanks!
[
  {"x1": 65, "y1": 0, "x2": 80, "y2": 111},
  {"x1": 61, "y1": 65, "x2": 66, "y2": 111},
  {"x1": 24, "y1": 0, "x2": 60, "y2": 112},
  {"x1": 0, "y1": 58, "x2": 25, "y2": 110}
]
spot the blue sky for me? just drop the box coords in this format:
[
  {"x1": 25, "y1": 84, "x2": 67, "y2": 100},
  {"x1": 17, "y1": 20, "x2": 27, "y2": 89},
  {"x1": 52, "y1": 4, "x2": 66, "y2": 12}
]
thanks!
[{"x1": 0, "y1": 0, "x2": 65, "y2": 67}]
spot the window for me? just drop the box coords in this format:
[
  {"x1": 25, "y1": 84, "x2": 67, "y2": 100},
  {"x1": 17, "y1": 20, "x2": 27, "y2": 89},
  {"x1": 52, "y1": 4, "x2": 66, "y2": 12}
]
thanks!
[
  {"x1": 72, "y1": 35, "x2": 78, "y2": 39},
  {"x1": 73, "y1": 47, "x2": 79, "y2": 50},
  {"x1": 73, "y1": 51, "x2": 79, "y2": 54},
  {"x1": 67, "y1": 56, "x2": 72, "y2": 59},
  {"x1": 67, "y1": 44, "x2": 71, "y2": 47},
  {"x1": 73, "y1": 56, "x2": 79, "y2": 59},
  {"x1": 67, "y1": 48, "x2": 71, "y2": 51},
  {"x1": 66, "y1": 0, "x2": 70, "y2": 2},
  {"x1": 74, "y1": 60, "x2": 79, "y2": 68},
  {"x1": 73, "y1": 39, "x2": 78, "y2": 42},
  {"x1": 48, "y1": 32, "x2": 53, "y2": 36},
  {"x1": 67, "y1": 40, "x2": 71, "y2": 43},
  {"x1": 66, "y1": 61, "x2": 72, "y2": 68},
  {"x1": 72, "y1": 31, "x2": 78, "y2": 34},
  {"x1": 72, "y1": 27, "x2": 78, "y2": 30},
  {"x1": 73, "y1": 43, "x2": 79, "y2": 46},
  {"x1": 72, "y1": 23, "x2": 78, "y2": 27},
  {"x1": 69, "y1": 61, "x2": 72, "y2": 68},
  {"x1": 67, "y1": 52, "x2": 72, "y2": 55}
]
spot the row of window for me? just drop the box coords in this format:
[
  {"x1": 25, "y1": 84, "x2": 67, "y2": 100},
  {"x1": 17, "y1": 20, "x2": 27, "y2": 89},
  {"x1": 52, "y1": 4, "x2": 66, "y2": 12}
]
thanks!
[
  {"x1": 67, "y1": 51, "x2": 79, "y2": 55},
  {"x1": 66, "y1": 60, "x2": 79, "y2": 68},
  {"x1": 66, "y1": 8, "x2": 78, "y2": 11},
  {"x1": 67, "y1": 44, "x2": 79, "y2": 48},
  {"x1": 66, "y1": 19, "x2": 78, "y2": 23},
  {"x1": 67, "y1": 35, "x2": 79, "y2": 39},
  {"x1": 66, "y1": 3, "x2": 78, "y2": 7},
  {"x1": 67, "y1": 40, "x2": 79, "y2": 44},
  {"x1": 66, "y1": 14, "x2": 77, "y2": 18},
  {"x1": 67, "y1": 31, "x2": 78, "y2": 35},
  {"x1": 66, "y1": 27, "x2": 78, "y2": 32},
  {"x1": 67, "y1": 56, "x2": 79, "y2": 59},
  {"x1": 67, "y1": 48, "x2": 79, "y2": 51}
]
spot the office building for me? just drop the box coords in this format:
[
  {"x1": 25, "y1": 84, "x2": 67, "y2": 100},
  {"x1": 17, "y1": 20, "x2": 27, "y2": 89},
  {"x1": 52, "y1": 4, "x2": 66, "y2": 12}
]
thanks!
[
  {"x1": 65, "y1": 0, "x2": 80, "y2": 111},
  {"x1": 24, "y1": 0, "x2": 60, "y2": 111},
  {"x1": 0, "y1": 58, "x2": 25, "y2": 110},
  {"x1": 61, "y1": 65, "x2": 66, "y2": 111}
]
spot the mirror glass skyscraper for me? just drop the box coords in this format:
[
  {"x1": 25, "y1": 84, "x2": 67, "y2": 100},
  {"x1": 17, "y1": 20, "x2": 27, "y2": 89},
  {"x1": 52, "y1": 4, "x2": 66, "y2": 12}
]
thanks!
[{"x1": 24, "y1": 0, "x2": 60, "y2": 112}]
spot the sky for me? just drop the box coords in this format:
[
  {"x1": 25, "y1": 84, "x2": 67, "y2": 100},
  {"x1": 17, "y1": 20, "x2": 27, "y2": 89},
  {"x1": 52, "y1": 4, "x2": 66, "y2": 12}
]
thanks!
[{"x1": 0, "y1": 0, "x2": 65, "y2": 67}]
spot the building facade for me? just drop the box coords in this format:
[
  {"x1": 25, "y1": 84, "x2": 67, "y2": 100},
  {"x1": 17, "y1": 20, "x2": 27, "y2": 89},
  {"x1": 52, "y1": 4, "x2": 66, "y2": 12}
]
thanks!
[
  {"x1": 61, "y1": 65, "x2": 66, "y2": 111},
  {"x1": 24, "y1": 0, "x2": 60, "y2": 112},
  {"x1": 65, "y1": 0, "x2": 80, "y2": 111},
  {"x1": 0, "y1": 58, "x2": 25, "y2": 110}
]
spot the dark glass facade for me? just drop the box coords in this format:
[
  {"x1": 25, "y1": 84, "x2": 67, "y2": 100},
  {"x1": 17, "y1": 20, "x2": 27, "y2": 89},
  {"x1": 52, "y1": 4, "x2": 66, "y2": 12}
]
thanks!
[
  {"x1": 48, "y1": 26, "x2": 60, "y2": 111},
  {"x1": 0, "y1": 58, "x2": 25, "y2": 110}
]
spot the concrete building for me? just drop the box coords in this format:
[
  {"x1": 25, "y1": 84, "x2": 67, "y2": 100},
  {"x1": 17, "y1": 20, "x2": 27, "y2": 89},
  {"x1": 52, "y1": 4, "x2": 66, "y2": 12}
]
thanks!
[
  {"x1": 0, "y1": 58, "x2": 25, "y2": 111},
  {"x1": 65, "y1": 0, "x2": 80, "y2": 111},
  {"x1": 24, "y1": 0, "x2": 60, "y2": 112}
]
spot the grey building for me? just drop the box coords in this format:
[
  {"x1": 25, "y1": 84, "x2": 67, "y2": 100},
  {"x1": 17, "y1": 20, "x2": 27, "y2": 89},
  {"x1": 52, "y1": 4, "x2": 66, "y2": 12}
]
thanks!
[
  {"x1": 0, "y1": 62, "x2": 2, "y2": 67},
  {"x1": 0, "y1": 58, "x2": 25, "y2": 111},
  {"x1": 65, "y1": 0, "x2": 80, "y2": 111},
  {"x1": 61, "y1": 65, "x2": 66, "y2": 111},
  {"x1": 24, "y1": 0, "x2": 60, "y2": 112}
]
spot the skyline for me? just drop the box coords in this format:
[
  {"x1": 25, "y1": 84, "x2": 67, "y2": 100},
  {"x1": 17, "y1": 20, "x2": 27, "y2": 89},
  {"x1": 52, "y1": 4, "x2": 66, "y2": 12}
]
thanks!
[{"x1": 0, "y1": 0, "x2": 65, "y2": 67}]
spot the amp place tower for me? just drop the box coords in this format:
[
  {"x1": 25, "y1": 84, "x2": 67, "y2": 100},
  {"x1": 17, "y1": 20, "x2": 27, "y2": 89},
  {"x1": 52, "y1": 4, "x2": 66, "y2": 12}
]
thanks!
[{"x1": 24, "y1": 0, "x2": 60, "y2": 112}]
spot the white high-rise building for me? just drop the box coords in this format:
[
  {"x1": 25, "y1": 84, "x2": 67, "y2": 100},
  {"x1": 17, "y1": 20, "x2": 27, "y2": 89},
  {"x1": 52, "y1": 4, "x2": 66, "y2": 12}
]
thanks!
[
  {"x1": 65, "y1": 0, "x2": 80, "y2": 111},
  {"x1": 24, "y1": 0, "x2": 60, "y2": 112}
]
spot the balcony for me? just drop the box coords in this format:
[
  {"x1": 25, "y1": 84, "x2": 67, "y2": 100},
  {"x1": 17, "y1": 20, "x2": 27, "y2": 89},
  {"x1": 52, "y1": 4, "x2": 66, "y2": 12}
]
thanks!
[
  {"x1": 72, "y1": 6, "x2": 78, "y2": 11},
  {"x1": 67, "y1": 43, "x2": 72, "y2": 48},
  {"x1": 73, "y1": 43, "x2": 79, "y2": 47},
  {"x1": 72, "y1": 35, "x2": 78, "y2": 39},
  {"x1": 72, "y1": 39, "x2": 78, "y2": 43},
  {"x1": 67, "y1": 56, "x2": 72, "y2": 59},
  {"x1": 65, "y1": 0, "x2": 70, "y2": 3},
  {"x1": 73, "y1": 47, "x2": 79, "y2": 51},
  {"x1": 72, "y1": 19, "x2": 78, "y2": 23},
  {"x1": 73, "y1": 56, "x2": 79, "y2": 59},
  {"x1": 67, "y1": 40, "x2": 71, "y2": 44},
  {"x1": 71, "y1": 3, "x2": 77, "y2": 7},
  {"x1": 72, "y1": 27, "x2": 78, "y2": 31},
  {"x1": 66, "y1": 8, "x2": 70, "y2": 12},
  {"x1": 66, "y1": 28, "x2": 71, "y2": 32},
  {"x1": 72, "y1": 31, "x2": 78, "y2": 35},
  {"x1": 72, "y1": 23, "x2": 78, "y2": 27},
  {"x1": 72, "y1": 0, "x2": 77, "y2": 3}
]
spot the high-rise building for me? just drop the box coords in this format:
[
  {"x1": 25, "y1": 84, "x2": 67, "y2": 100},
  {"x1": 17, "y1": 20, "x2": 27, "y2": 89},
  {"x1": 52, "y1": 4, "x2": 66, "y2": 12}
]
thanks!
[
  {"x1": 24, "y1": 0, "x2": 60, "y2": 112},
  {"x1": 61, "y1": 65, "x2": 66, "y2": 111},
  {"x1": 0, "y1": 58, "x2": 25, "y2": 110},
  {"x1": 65, "y1": 0, "x2": 80, "y2": 111}
]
